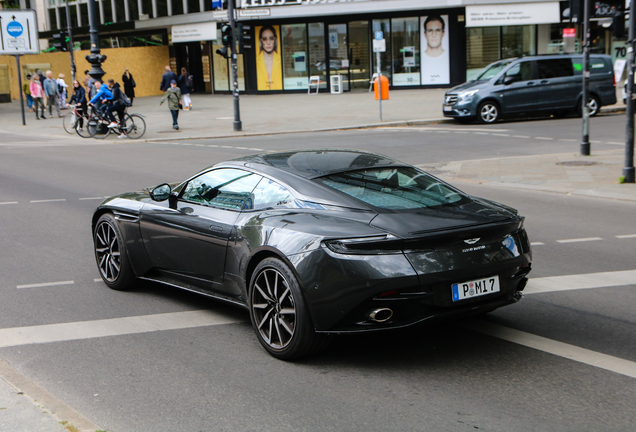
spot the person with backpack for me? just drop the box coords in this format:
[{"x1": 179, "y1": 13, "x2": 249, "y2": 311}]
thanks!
[
  {"x1": 104, "y1": 79, "x2": 129, "y2": 138},
  {"x1": 178, "y1": 67, "x2": 194, "y2": 110},
  {"x1": 43, "y1": 71, "x2": 61, "y2": 118},
  {"x1": 160, "y1": 79, "x2": 182, "y2": 130}
]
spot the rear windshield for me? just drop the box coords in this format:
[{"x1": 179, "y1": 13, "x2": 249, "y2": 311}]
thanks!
[{"x1": 317, "y1": 167, "x2": 467, "y2": 210}]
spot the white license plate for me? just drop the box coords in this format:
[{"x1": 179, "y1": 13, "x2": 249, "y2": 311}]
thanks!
[
  {"x1": 452, "y1": 276, "x2": 500, "y2": 302},
  {"x1": 443, "y1": 105, "x2": 453, "y2": 112}
]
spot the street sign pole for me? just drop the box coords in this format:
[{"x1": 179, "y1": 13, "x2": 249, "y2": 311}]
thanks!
[
  {"x1": 65, "y1": 1, "x2": 76, "y2": 82},
  {"x1": 377, "y1": 50, "x2": 382, "y2": 122},
  {"x1": 15, "y1": 55, "x2": 25, "y2": 126},
  {"x1": 624, "y1": 2, "x2": 636, "y2": 183},
  {"x1": 581, "y1": 0, "x2": 591, "y2": 156}
]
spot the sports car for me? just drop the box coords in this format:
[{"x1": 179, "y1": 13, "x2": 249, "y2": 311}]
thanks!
[{"x1": 92, "y1": 149, "x2": 532, "y2": 359}]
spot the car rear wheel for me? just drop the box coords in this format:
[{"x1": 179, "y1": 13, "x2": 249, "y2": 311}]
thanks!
[
  {"x1": 94, "y1": 213, "x2": 135, "y2": 291},
  {"x1": 477, "y1": 101, "x2": 500, "y2": 123},
  {"x1": 249, "y1": 258, "x2": 330, "y2": 360},
  {"x1": 578, "y1": 95, "x2": 600, "y2": 117}
]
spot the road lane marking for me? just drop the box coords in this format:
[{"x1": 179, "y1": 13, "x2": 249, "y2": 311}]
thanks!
[
  {"x1": 0, "y1": 202, "x2": 18, "y2": 205},
  {"x1": 607, "y1": 142, "x2": 625, "y2": 145},
  {"x1": 530, "y1": 242, "x2": 544, "y2": 246},
  {"x1": 208, "y1": 144, "x2": 219, "y2": 147},
  {"x1": 492, "y1": 133, "x2": 510, "y2": 137},
  {"x1": 29, "y1": 199, "x2": 66, "y2": 203},
  {"x1": 616, "y1": 234, "x2": 636, "y2": 239},
  {"x1": 474, "y1": 132, "x2": 489, "y2": 135},
  {"x1": 467, "y1": 321, "x2": 636, "y2": 379},
  {"x1": 512, "y1": 135, "x2": 529, "y2": 138},
  {"x1": 524, "y1": 269, "x2": 636, "y2": 295},
  {"x1": 557, "y1": 237, "x2": 603, "y2": 243},
  {"x1": 559, "y1": 138, "x2": 577, "y2": 142},
  {"x1": 535, "y1": 137, "x2": 554, "y2": 140},
  {"x1": 454, "y1": 131, "x2": 470, "y2": 134},
  {"x1": 79, "y1": 197, "x2": 105, "y2": 200},
  {"x1": 0, "y1": 310, "x2": 244, "y2": 349},
  {"x1": 17, "y1": 281, "x2": 75, "y2": 289}
]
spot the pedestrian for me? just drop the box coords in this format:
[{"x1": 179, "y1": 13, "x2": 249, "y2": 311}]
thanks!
[
  {"x1": 57, "y1": 73, "x2": 68, "y2": 110},
  {"x1": 87, "y1": 74, "x2": 97, "y2": 99},
  {"x1": 37, "y1": 69, "x2": 45, "y2": 86},
  {"x1": 68, "y1": 80, "x2": 87, "y2": 131},
  {"x1": 159, "y1": 65, "x2": 177, "y2": 92},
  {"x1": 30, "y1": 75, "x2": 45, "y2": 120},
  {"x1": 177, "y1": 67, "x2": 193, "y2": 110},
  {"x1": 43, "y1": 71, "x2": 61, "y2": 118},
  {"x1": 122, "y1": 68, "x2": 136, "y2": 106},
  {"x1": 23, "y1": 73, "x2": 33, "y2": 112},
  {"x1": 104, "y1": 79, "x2": 128, "y2": 139},
  {"x1": 83, "y1": 70, "x2": 91, "y2": 88},
  {"x1": 160, "y1": 79, "x2": 182, "y2": 130}
]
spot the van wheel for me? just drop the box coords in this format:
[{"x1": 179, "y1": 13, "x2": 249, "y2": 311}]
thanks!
[
  {"x1": 477, "y1": 102, "x2": 500, "y2": 123},
  {"x1": 578, "y1": 95, "x2": 600, "y2": 117}
]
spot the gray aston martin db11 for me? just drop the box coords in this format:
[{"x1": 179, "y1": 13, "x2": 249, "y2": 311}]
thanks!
[{"x1": 93, "y1": 149, "x2": 532, "y2": 359}]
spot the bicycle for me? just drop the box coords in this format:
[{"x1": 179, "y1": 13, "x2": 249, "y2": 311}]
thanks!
[
  {"x1": 62, "y1": 104, "x2": 91, "y2": 138},
  {"x1": 87, "y1": 104, "x2": 146, "y2": 140}
]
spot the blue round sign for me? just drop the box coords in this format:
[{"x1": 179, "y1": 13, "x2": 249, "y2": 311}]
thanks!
[{"x1": 7, "y1": 22, "x2": 24, "y2": 38}]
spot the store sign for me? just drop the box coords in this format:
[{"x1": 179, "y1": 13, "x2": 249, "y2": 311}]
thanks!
[
  {"x1": 466, "y1": 2, "x2": 560, "y2": 27},
  {"x1": 241, "y1": 0, "x2": 363, "y2": 7},
  {"x1": 172, "y1": 22, "x2": 217, "y2": 43}
]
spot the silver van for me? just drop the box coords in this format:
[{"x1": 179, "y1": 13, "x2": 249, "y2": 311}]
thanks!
[{"x1": 443, "y1": 54, "x2": 616, "y2": 123}]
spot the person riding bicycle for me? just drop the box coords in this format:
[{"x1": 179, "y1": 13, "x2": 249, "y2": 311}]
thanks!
[
  {"x1": 67, "y1": 80, "x2": 87, "y2": 130},
  {"x1": 105, "y1": 79, "x2": 127, "y2": 138},
  {"x1": 88, "y1": 80, "x2": 112, "y2": 116}
]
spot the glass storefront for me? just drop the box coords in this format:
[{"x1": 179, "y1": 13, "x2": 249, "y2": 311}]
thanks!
[
  {"x1": 282, "y1": 24, "x2": 309, "y2": 90},
  {"x1": 372, "y1": 19, "x2": 392, "y2": 82},
  {"x1": 309, "y1": 23, "x2": 328, "y2": 90},
  {"x1": 392, "y1": 17, "x2": 420, "y2": 86}
]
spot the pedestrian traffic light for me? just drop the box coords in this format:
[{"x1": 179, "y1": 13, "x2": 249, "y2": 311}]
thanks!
[{"x1": 51, "y1": 31, "x2": 67, "y2": 52}]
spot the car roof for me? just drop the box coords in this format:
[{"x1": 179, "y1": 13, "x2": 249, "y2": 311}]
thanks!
[{"x1": 232, "y1": 149, "x2": 404, "y2": 179}]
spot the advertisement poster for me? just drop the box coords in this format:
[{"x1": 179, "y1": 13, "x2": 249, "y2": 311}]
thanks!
[
  {"x1": 256, "y1": 25, "x2": 282, "y2": 91},
  {"x1": 420, "y1": 15, "x2": 450, "y2": 85}
]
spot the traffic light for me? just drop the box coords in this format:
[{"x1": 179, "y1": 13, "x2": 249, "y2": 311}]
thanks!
[
  {"x1": 51, "y1": 31, "x2": 67, "y2": 52},
  {"x1": 569, "y1": 0, "x2": 596, "y2": 22},
  {"x1": 215, "y1": 24, "x2": 232, "y2": 58},
  {"x1": 238, "y1": 23, "x2": 251, "y2": 54}
]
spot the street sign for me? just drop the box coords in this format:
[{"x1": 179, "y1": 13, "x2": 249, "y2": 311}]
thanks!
[
  {"x1": 375, "y1": 31, "x2": 383, "y2": 40},
  {"x1": 373, "y1": 39, "x2": 386, "y2": 52},
  {"x1": 0, "y1": 10, "x2": 39, "y2": 54}
]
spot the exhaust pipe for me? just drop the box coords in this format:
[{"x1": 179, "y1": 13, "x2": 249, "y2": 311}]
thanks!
[{"x1": 368, "y1": 308, "x2": 393, "y2": 323}]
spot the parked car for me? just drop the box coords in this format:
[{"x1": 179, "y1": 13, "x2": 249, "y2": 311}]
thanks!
[
  {"x1": 443, "y1": 54, "x2": 616, "y2": 123},
  {"x1": 92, "y1": 149, "x2": 532, "y2": 360}
]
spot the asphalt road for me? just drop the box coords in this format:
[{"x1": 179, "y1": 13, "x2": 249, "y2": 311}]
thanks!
[{"x1": 1, "y1": 115, "x2": 635, "y2": 431}]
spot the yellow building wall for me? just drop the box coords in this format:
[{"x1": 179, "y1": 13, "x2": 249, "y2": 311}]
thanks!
[{"x1": 0, "y1": 45, "x2": 169, "y2": 100}]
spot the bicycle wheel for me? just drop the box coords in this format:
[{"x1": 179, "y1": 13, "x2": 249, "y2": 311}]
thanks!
[
  {"x1": 62, "y1": 113, "x2": 75, "y2": 134},
  {"x1": 123, "y1": 114, "x2": 146, "y2": 139},
  {"x1": 75, "y1": 116, "x2": 91, "y2": 138},
  {"x1": 88, "y1": 118, "x2": 112, "y2": 140}
]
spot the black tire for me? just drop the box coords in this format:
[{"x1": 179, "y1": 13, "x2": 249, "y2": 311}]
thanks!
[
  {"x1": 578, "y1": 95, "x2": 601, "y2": 117},
  {"x1": 88, "y1": 118, "x2": 112, "y2": 139},
  {"x1": 122, "y1": 114, "x2": 146, "y2": 139},
  {"x1": 75, "y1": 120, "x2": 91, "y2": 138},
  {"x1": 94, "y1": 213, "x2": 135, "y2": 291},
  {"x1": 477, "y1": 101, "x2": 500, "y2": 124},
  {"x1": 61, "y1": 113, "x2": 75, "y2": 134},
  {"x1": 249, "y1": 258, "x2": 330, "y2": 360}
]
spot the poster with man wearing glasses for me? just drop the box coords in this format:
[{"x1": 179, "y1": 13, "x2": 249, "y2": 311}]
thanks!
[{"x1": 420, "y1": 15, "x2": 450, "y2": 85}]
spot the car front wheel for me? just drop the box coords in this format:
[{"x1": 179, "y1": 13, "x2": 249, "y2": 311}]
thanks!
[
  {"x1": 477, "y1": 101, "x2": 500, "y2": 123},
  {"x1": 94, "y1": 213, "x2": 135, "y2": 291},
  {"x1": 249, "y1": 257, "x2": 330, "y2": 360}
]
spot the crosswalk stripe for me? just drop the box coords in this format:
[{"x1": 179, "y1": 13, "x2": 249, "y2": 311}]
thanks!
[
  {"x1": 466, "y1": 321, "x2": 636, "y2": 379},
  {"x1": 0, "y1": 310, "x2": 243, "y2": 349},
  {"x1": 524, "y1": 270, "x2": 636, "y2": 294}
]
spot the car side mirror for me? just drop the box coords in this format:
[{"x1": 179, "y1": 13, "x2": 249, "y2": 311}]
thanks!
[
  {"x1": 150, "y1": 183, "x2": 172, "y2": 201},
  {"x1": 503, "y1": 76, "x2": 516, "y2": 85}
]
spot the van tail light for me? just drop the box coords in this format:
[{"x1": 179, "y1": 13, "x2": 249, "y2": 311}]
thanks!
[{"x1": 614, "y1": 74, "x2": 616, "y2": 88}]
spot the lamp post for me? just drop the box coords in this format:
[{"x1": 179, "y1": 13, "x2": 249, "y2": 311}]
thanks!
[{"x1": 85, "y1": 0, "x2": 106, "y2": 82}]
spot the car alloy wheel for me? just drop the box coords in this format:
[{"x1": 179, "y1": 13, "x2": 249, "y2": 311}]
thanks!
[
  {"x1": 587, "y1": 96, "x2": 599, "y2": 116},
  {"x1": 94, "y1": 214, "x2": 135, "y2": 290},
  {"x1": 249, "y1": 258, "x2": 330, "y2": 360},
  {"x1": 478, "y1": 102, "x2": 499, "y2": 123}
]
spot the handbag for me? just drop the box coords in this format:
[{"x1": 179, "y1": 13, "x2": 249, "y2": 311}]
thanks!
[
  {"x1": 132, "y1": 77, "x2": 136, "y2": 88},
  {"x1": 178, "y1": 102, "x2": 183, "y2": 110}
]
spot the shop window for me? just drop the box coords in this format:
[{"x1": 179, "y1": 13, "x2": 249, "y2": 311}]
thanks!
[
  {"x1": 256, "y1": 25, "x2": 283, "y2": 90},
  {"x1": 308, "y1": 23, "x2": 327, "y2": 89},
  {"x1": 391, "y1": 17, "x2": 420, "y2": 86},
  {"x1": 213, "y1": 28, "x2": 245, "y2": 92},
  {"x1": 372, "y1": 19, "x2": 391, "y2": 82},
  {"x1": 466, "y1": 27, "x2": 499, "y2": 79},
  {"x1": 282, "y1": 24, "x2": 309, "y2": 90},
  {"x1": 502, "y1": 25, "x2": 536, "y2": 59},
  {"x1": 349, "y1": 20, "x2": 369, "y2": 90},
  {"x1": 420, "y1": 15, "x2": 450, "y2": 85}
]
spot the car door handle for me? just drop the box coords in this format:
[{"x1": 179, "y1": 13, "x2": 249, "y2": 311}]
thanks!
[
  {"x1": 180, "y1": 207, "x2": 194, "y2": 214},
  {"x1": 209, "y1": 225, "x2": 223, "y2": 232},
  {"x1": 540, "y1": 80, "x2": 549, "y2": 84},
  {"x1": 526, "y1": 82, "x2": 535, "y2": 86}
]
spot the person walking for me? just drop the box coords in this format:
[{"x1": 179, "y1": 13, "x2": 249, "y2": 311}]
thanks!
[
  {"x1": 159, "y1": 66, "x2": 177, "y2": 92},
  {"x1": 57, "y1": 73, "x2": 68, "y2": 110},
  {"x1": 37, "y1": 69, "x2": 45, "y2": 86},
  {"x1": 177, "y1": 67, "x2": 194, "y2": 110},
  {"x1": 30, "y1": 75, "x2": 45, "y2": 120},
  {"x1": 160, "y1": 79, "x2": 182, "y2": 130},
  {"x1": 68, "y1": 80, "x2": 87, "y2": 131},
  {"x1": 43, "y1": 71, "x2": 61, "y2": 118},
  {"x1": 23, "y1": 73, "x2": 33, "y2": 112},
  {"x1": 122, "y1": 68, "x2": 136, "y2": 106},
  {"x1": 83, "y1": 70, "x2": 91, "y2": 88}
]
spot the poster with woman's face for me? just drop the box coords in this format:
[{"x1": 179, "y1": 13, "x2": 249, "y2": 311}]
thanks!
[
  {"x1": 420, "y1": 15, "x2": 450, "y2": 85},
  {"x1": 256, "y1": 25, "x2": 283, "y2": 91}
]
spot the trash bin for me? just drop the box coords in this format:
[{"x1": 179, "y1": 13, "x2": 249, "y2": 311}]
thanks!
[{"x1": 374, "y1": 75, "x2": 389, "y2": 100}]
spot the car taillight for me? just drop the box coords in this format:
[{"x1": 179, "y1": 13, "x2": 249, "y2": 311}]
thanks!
[
  {"x1": 324, "y1": 234, "x2": 403, "y2": 255},
  {"x1": 614, "y1": 74, "x2": 616, "y2": 87}
]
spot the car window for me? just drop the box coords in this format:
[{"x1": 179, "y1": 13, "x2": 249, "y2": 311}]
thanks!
[
  {"x1": 538, "y1": 59, "x2": 573, "y2": 78},
  {"x1": 181, "y1": 168, "x2": 262, "y2": 210},
  {"x1": 505, "y1": 61, "x2": 534, "y2": 82},
  {"x1": 317, "y1": 167, "x2": 467, "y2": 211},
  {"x1": 252, "y1": 178, "x2": 295, "y2": 210},
  {"x1": 474, "y1": 60, "x2": 513, "y2": 81}
]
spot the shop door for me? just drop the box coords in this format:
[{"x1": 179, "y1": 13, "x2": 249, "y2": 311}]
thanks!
[
  {"x1": 328, "y1": 23, "x2": 350, "y2": 91},
  {"x1": 348, "y1": 21, "x2": 370, "y2": 91}
]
